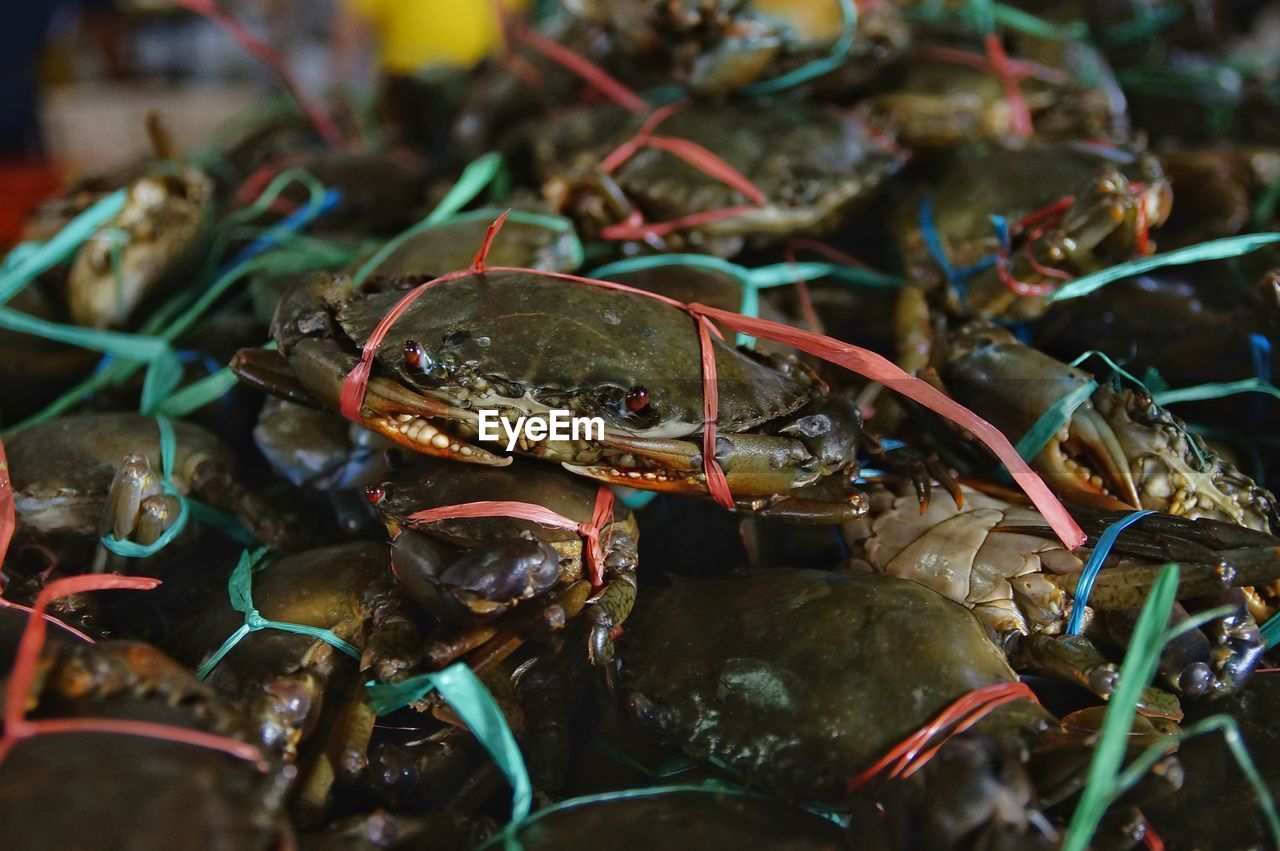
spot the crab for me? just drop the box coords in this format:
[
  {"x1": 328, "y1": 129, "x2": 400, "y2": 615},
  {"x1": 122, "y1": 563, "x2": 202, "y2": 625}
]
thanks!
[
  {"x1": 891, "y1": 141, "x2": 1173, "y2": 323},
  {"x1": 67, "y1": 162, "x2": 215, "y2": 330},
  {"x1": 561, "y1": 0, "x2": 907, "y2": 96},
  {"x1": 4, "y1": 413, "x2": 299, "y2": 574},
  {"x1": 532, "y1": 99, "x2": 905, "y2": 256},
  {"x1": 233, "y1": 267, "x2": 869, "y2": 521},
  {"x1": 0, "y1": 634, "x2": 290, "y2": 849},
  {"x1": 615, "y1": 567, "x2": 1178, "y2": 845},
  {"x1": 369, "y1": 457, "x2": 638, "y2": 663},
  {"x1": 939, "y1": 322, "x2": 1279, "y2": 532},
  {"x1": 843, "y1": 478, "x2": 1280, "y2": 702},
  {"x1": 168, "y1": 541, "x2": 423, "y2": 822}
]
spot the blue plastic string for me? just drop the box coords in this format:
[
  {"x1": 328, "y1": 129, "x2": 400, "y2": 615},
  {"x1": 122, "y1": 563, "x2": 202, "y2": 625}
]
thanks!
[
  {"x1": 1066, "y1": 510, "x2": 1157, "y2": 635},
  {"x1": 918, "y1": 197, "x2": 998, "y2": 297}
]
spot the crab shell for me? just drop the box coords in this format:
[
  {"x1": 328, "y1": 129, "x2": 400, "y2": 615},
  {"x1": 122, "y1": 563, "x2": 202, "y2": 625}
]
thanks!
[
  {"x1": 534, "y1": 100, "x2": 905, "y2": 255},
  {"x1": 267, "y1": 268, "x2": 863, "y2": 503}
]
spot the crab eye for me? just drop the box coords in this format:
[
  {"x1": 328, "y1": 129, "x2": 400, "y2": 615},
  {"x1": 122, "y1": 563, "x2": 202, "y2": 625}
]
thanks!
[
  {"x1": 625, "y1": 386, "x2": 650, "y2": 412},
  {"x1": 402, "y1": 340, "x2": 434, "y2": 373},
  {"x1": 365, "y1": 483, "x2": 387, "y2": 505}
]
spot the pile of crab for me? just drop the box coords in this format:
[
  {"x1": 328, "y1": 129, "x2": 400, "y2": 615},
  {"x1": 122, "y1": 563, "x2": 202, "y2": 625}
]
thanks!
[{"x1": 3, "y1": 1, "x2": 1280, "y2": 849}]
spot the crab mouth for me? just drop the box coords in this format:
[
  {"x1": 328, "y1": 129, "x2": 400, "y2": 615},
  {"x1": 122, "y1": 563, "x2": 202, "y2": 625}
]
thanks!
[
  {"x1": 564, "y1": 458, "x2": 706, "y2": 491},
  {"x1": 369, "y1": 414, "x2": 511, "y2": 466},
  {"x1": 1038, "y1": 404, "x2": 1140, "y2": 510}
]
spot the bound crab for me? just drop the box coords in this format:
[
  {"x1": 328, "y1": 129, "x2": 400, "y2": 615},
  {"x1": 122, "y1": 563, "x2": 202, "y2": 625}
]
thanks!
[{"x1": 234, "y1": 264, "x2": 869, "y2": 522}]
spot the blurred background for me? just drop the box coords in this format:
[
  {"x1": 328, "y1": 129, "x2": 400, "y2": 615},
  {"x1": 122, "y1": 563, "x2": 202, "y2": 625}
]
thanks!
[{"x1": 0, "y1": 0, "x2": 555, "y2": 241}]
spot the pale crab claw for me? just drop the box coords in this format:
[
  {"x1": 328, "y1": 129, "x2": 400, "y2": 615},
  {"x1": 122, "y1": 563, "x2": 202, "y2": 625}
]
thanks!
[{"x1": 101, "y1": 453, "x2": 164, "y2": 542}]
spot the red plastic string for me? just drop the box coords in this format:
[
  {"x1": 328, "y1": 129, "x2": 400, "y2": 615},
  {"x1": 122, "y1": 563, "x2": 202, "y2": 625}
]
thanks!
[
  {"x1": 230, "y1": 154, "x2": 308, "y2": 212},
  {"x1": 340, "y1": 218, "x2": 1083, "y2": 547},
  {"x1": 912, "y1": 45, "x2": 1069, "y2": 85},
  {"x1": 1014, "y1": 195, "x2": 1076, "y2": 232},
  {"x1": 173, "y1": 0, "x2": 343, "y2": 148},
  {"x1": 513, "y1": 25, "x2": 649, "y2": 116},
  {"x1": 984, "y1": 34, "x2": 1033, "y2": 138},
  {"x1": 847, "y1": 682, "x2": 1037, "y2": 792},
  {"x1": 406, "y1": 488, "x2": 615, "y2": 588},
  {"x1": 1130, "y1": 184, "x2": 1152, "y2": 256},
  {"x1": 688, "y1": 305, "x2": 1086, "y2": 547},
  {"x1": 0, "y1": 438, "x2": 98, "y2": 644},
  {"x1": 598, "y1": 206, "x2": 761, "y2": 241},
  {"x1": 595, "y1": 102, "x2": 768, "y2": 242},
  {"x1": 0, "y1": 573, "x2": 264, "y2": 766},
  {"x1": 1001, "y1": 194, "x2": 1078, "y2": 295},
  {"x1": 785, "y1": 237, "x2": 877, "y2": 334},
  {"x1": 696, "y1": 314, "x2": 734, "y2": 509},
  {"x1": 1143, "y1": 824, "x2": 1166, "y2": 851}
]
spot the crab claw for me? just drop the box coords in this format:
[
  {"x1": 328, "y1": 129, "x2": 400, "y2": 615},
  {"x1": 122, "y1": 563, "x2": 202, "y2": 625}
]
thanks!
[
  {"x1": 943, "y1": 323, "x2": 1140, "y2": 510},
  {"x1": 234, "y1": 341, "x2": 510, "y2": 467}
]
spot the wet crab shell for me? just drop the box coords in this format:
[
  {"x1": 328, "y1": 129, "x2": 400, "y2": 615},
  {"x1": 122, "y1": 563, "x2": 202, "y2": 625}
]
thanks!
[
  {"x1": 312, "y1": 269, "x2": 820, "y2": 438},
  {"x1": 617, "y1": 568, "x2": 1047, "y2": 806}
]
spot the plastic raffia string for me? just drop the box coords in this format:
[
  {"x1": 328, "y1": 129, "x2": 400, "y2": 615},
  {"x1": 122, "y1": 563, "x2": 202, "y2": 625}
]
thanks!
[
  {"x1": 366, "y1": 662, "x2": 533, "y2": 824},
  {"x1": 1048, "y1": 233, "x2": 1280, "y2": 303},
  {"x1": 0, "y1": 573, "x2": 263, "y2": 766},
  {"x1": 97, "y1": 415, "x2": 191, "y2": 558},
  {"x1": 196, "y1": 548, "x2": 361, "y2": 681},
  {"x1": 1065, "y1": 564, "x2": 1280, "y2": 850},
  {"x1": 339, "y1": 214, "x2": 1085, "y2": 549},
  {"x1": 405, "y1": 487, "x2": 615, "y2": 589},
  {"x1": 1065, "y1": 510, "x2": 1157, "y2": 635}
]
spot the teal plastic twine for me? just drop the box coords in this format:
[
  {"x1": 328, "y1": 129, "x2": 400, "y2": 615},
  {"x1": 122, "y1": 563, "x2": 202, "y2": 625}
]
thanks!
[
  {"x1": 1048, "y1": 233, "x2": 1280, "y2": 303},
  {"x1": 0, "y1": 189, "x2": 127, "y2": 303},
  {"x1": 98, "y1": 415, "x2": 192, "y2": 558},
  {"x1": 366, "y1": 662, "x2": 533, "y2": 824},
  {"x1": 1065, "y1": 510, "x2": 1157, "y2": 635},
  {"x1": 590, "y1": 252, "x2": 899, "y2": 346},
  {"x1": 1013, "y1": 378, "x2": 1098, "y2": 464},
  {"x1": 1262, "y1": 614, "x2": 1280, "y2": 648},
  {"x1": 1152, "y1": 377, "x2": 1280, "y2": 407},
  {"x1": 353, "y1": 153, "x2": 505, "y2": 285},
  {"x1": 196, "y1": 548, "x2": 361, "y2": 681},
  {"x1": 739, "y1": 0, "x2": 857, "y2": 96}
]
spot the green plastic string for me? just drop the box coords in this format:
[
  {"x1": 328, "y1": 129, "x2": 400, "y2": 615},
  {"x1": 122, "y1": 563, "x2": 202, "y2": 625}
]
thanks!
[
  {"x1": 1115, "y1": 714, "x2": 1280, "y2": 845},
  {"x1": 352, "y1": 153, "x2": 504, "y2": 285},
  {"x1": 196, "y1": 548, "x2": 361, "y2": 681},
  {"x1": 1064, "y1": 563, "x2": 1180, "y2": 851},
  {"x1": 207, "y1": 167, "x2": 327, "y2": 269},
  {"x1": 366, "y1": 662, "x2": 532, "y2": 824},
  {"x1": 1102, "y1": 3, "x2": 1183, "y2": 46},
  {"x1": 1153, "y1": 377, "x2": 1280, "y2": 406},
  {"x1": 739, "y1": 0, "x2": 857, "y2": 96},
  {"x1": 1069, "y1": 350, "x2": 1150, "y2": 392},
  {"x1": 186, "y1": 500, "x2": 258, "y2": 547},
  {"x1": 156, "y1": 342, "x2": 279, "y2": 418},
  {"x1": 1262, "y1": 614, "x2": 1280, "y2": 648},
  {"x1": 98, "y1": 415, "x2": 191, "y2": 558},
  {"x1": 484, "y1": 784, "x2": 758, "y2": 851},
  {"x1": 1049, "y1": 233, "x2": 1280, "y2": 303},
  {"x1": 1013, "y1": 379, "x2": 1097, "y2": 463},
  {"x1": 591, "y1": 252, "x2": 899, "y2": 346},
  {"x1": 967, "y1": 0, "x2": 996, "y2": 34},
  {"x1": 0, "y1": 190, "x2": 127, "y2": 304}
]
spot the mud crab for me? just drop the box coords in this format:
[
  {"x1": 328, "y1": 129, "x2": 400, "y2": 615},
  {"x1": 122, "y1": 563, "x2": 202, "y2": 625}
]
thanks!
[
  {"x1": 843, "y1": 479, "x2": 1280, "y2": 700},
  {"x1": 616, "y1": 567, "x2": 1176, "y2": 845},
  {"x1": 5, "y1": 413, "x2": 298, "y2": 572},
  {"x1": 940, "y1": 322, "x2": 1279, "y2": 532},
  {"x1": 234, "y1": 267, "x2": 868, "y2": 520},
  {"x1": 169, "y1": 542, "x2": 422, "y2": 821},
  {"x1": 67, "y1": 162, "x2": 215, "y2": 330},
  {"x1": 562, "y1": 0, "x2": 906, "y2": 96},
  {"x1": 533, "y1": 99, "x2": 904, "y2": 256},
  {"x1": 370, "y1": 457, "x2": 638, "y2": 663},
  {"x1": 0, "y1": 628, "x2": 289, "y2": 849},
  {"x1": 892, "y1": 141, "x2": 1173, "y2": 322}
]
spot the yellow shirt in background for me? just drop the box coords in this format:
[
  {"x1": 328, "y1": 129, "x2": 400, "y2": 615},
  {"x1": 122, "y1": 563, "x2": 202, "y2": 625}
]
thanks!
[{"x1": 350, "y1": 0, "x2": 529, "y2": 75}]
